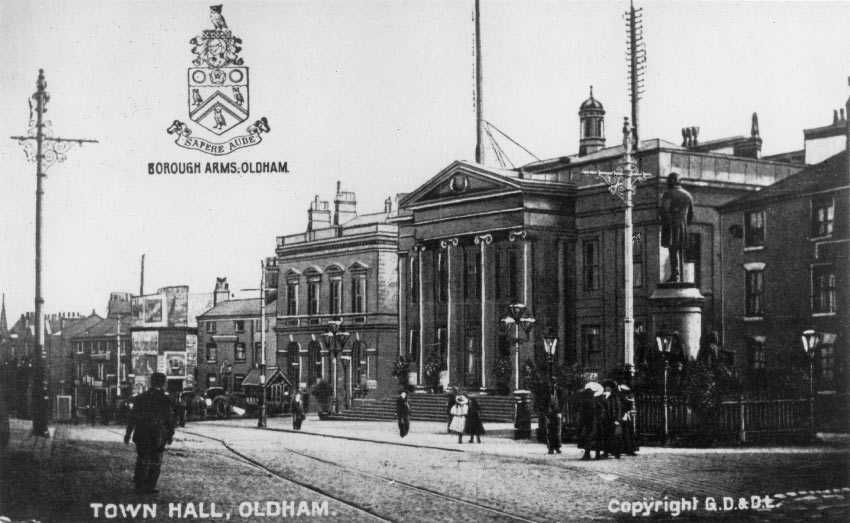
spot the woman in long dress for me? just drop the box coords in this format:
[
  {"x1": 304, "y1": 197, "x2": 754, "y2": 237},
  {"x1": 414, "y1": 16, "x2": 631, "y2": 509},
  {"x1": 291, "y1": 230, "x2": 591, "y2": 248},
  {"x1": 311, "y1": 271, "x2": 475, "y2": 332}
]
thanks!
[{"x1": 449, "y1": 394, "x2": 469, "y2": 444}]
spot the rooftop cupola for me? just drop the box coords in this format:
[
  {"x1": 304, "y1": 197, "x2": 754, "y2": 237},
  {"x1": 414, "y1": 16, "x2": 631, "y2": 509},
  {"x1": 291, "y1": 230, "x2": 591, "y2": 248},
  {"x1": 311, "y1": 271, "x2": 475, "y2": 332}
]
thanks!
[{"x1": 579, "y1": 86, "x2": 606, "y2": 156}]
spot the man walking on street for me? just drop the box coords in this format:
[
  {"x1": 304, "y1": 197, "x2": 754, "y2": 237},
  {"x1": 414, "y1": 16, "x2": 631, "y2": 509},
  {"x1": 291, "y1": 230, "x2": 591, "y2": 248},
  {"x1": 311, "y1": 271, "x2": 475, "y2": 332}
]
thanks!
[
  {"x1": 396, "y1": 390, "x2": 411, "y2": 437},
  {"x1": 124, "y1": 373, "x2": 175, "y2": 494}
]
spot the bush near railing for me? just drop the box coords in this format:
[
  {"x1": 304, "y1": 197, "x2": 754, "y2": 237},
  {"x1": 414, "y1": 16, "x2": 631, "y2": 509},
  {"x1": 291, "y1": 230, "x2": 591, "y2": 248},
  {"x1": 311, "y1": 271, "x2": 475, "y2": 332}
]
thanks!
[{"x1": 559, "y1": 390, "x2": 849, "y2": 446}]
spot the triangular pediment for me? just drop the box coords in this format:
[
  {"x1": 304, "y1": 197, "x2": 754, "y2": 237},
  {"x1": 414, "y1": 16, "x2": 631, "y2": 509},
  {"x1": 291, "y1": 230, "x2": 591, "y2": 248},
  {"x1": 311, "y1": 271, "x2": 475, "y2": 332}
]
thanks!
[{"x1": 400, "y1": 161, "x2": 521, "y2": 209}]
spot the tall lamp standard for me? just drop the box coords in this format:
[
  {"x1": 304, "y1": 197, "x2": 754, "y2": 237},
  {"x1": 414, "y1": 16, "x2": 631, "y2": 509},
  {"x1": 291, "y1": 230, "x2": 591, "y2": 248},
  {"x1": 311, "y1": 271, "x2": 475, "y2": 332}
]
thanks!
[
  {"x1": 542, "y1": 334, "x2": 558, "y2": 390},
  {"x1": 499, "y1": 303, "x2": 536, "y2": 390},
  {"x1": 655, "y1": 330, "x2": 674, "y2": 445},
  {"x1": 321, "y1": 319, "x2": 349, "y2": 414},
  {"x1": 801, "y1": 329, "x2": 820, "y2": 442},
  {"x1": 242, "y1": 260, "x2": 274, "y2": 428}
]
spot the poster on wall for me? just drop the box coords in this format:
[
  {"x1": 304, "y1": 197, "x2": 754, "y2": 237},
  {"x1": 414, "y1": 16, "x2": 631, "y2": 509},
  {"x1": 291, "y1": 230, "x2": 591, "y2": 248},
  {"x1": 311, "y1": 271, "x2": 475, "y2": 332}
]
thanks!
[
  {"x1": 130, "y1": 330, "x2": 159, "y2": 355},
  {"x1": 164, "y1": 351, "x2": 187, "y2": 378}
]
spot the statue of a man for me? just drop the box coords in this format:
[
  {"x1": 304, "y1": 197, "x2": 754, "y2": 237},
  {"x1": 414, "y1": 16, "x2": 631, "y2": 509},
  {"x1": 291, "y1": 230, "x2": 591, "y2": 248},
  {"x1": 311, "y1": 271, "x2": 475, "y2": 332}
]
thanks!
[{"x1": 658, "y1": 172, "x2": 694, "y2": 283}]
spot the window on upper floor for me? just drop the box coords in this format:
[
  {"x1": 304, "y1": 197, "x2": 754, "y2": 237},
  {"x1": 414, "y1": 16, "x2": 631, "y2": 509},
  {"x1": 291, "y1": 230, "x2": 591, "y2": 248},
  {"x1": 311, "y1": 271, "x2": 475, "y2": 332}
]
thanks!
[
  {"x1": 307, "y1": 281, "x2": 320, "y2": 316},
  {"x1": 253, "y1": 342, "x2": 262, "y2": 366},
  {"x1": 812, "y1": 265, "x2": 837, "y2": 315},
  {"x1": 811, "y1": 198, "x2": 834, "y2": 238},
  {"x1": 286, "y1": 280, "x2": 299, "y2": 316},
  {"x1": 582, "y1": 239, "x2": 600, "y2": 291},
  {"x1": 206, "y1": 343, "x2": 217, "y2": 363},
  {"x1": 744, "y1": 210, "x2": 765, "y2": 248},
  {"x1": 206, "y1": 321, "x2": 216, "y2": 333},
  {"x1": 235, "y1": 342, "x2": 246, "y2": 362},
  {"x1": 351, "y1": 274, "x2": 366, "y2": 313},
  {"x1": 329, "y1": 277, "x2": 342, "y2": 315},
  {"x1": 745, "y1": 268, "x2": 764, "y2": 317},
  {"x1": 234, "y1": 320, "x2": 245, "y2": 333}
]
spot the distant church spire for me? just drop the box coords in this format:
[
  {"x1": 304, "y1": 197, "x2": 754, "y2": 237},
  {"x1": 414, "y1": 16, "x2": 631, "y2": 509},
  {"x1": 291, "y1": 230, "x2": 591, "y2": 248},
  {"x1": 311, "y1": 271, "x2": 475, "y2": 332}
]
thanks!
[{"x1": 0, "y1": 293, "x2": 7, "y2": 334}]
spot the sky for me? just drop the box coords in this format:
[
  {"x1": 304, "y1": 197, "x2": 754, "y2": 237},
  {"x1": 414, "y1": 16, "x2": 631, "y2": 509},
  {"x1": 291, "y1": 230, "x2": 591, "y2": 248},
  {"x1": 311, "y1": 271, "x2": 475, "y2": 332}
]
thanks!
[{"x1": 0, "y1": 0, "x2": 847, "y2": 320}]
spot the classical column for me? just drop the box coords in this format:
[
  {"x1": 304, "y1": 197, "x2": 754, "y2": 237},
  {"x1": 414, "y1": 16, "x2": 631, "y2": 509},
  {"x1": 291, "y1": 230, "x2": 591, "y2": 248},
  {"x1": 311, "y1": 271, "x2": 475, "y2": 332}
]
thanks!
[
  {"x1": 509, "y1": 230, "x2": 532, "y2": 377},
  {"x1": 414, "y1": 243, "x2": 427, "y2": 381},
  {"x1": 557, "y1": 238, "x2": 567, "y2": 367},
  {"x1": 397, "y1": 253, "x2": 407, "y2": 359},
  {"x1": 474, "y1": 234, "x2": 493, "y2": 389},
  {"x1": 440, "y1": 237, "x2": 460, "y2": 387}
]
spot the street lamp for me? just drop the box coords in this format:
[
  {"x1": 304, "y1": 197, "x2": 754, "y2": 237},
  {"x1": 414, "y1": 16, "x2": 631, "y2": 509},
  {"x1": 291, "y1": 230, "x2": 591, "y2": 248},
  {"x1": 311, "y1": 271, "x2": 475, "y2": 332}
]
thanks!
[
  {"x1": 320, "y1": 319, "x2": 349, "y2": 414},
  {"x1": 801, "y1": 329, "x2": 820, "y2": 442},
  {"x1": 242, "y1": 259, "x2": 274, "y2": 428},
  {"x1": 542, "y1": 333, "x2": 558, "y2": 389},
  {"x1": 500, "y1": 303, "x2": 536, "y2": 390},
  {"x1": 655, "y1": 329, "x2": 674, "y2": 445}
]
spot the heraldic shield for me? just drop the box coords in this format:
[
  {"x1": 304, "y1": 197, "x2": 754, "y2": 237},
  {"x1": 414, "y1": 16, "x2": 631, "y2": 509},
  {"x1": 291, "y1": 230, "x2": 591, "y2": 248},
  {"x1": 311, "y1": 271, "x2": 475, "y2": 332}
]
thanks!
[{"x1": 187, "y1": 66, "x2": 249, "y2": 136}]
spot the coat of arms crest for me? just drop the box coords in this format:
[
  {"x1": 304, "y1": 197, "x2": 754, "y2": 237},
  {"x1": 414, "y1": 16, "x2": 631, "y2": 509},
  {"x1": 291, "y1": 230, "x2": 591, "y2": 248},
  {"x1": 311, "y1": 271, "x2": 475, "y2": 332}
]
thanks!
[{"x1": 167, "y1": 5, "x2": 270, "y2": 155}]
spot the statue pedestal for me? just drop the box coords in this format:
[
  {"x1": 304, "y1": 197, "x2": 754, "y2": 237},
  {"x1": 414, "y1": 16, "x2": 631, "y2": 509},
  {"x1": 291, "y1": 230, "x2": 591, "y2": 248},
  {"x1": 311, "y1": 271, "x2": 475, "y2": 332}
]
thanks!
[{"x1": 649, "y1": 283, "x2": 705, "y2": 360}]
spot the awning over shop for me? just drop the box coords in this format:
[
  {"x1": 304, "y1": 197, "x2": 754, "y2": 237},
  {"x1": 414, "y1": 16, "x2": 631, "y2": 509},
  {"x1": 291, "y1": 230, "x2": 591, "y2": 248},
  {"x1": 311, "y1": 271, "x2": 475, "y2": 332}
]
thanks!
[{"x1": 241, "y1": 367, "x2": 291, "y2": 388}]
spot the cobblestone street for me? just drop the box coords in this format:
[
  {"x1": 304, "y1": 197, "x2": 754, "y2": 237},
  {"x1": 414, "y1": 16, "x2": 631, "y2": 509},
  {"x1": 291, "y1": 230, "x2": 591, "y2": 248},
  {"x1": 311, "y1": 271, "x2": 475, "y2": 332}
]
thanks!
[{"x1": 1, "y1": 418, "x2": 848, "y2": 522}]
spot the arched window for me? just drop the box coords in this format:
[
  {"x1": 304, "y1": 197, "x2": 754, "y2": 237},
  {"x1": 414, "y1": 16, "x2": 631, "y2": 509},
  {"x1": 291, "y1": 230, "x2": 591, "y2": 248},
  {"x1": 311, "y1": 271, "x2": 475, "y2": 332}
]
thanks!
[{"x1": 308, "y1": 341, "x2": 322, "y2": 385}]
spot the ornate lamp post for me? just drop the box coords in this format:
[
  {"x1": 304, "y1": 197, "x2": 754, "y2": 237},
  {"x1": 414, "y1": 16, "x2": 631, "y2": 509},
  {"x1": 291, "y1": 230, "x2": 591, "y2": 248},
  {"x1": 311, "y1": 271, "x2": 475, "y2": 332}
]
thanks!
[
  {"x1": 655, "y1": 329, "x2": 674, "y2": 445},
  {"x1": 321, "y1": 319, "x2": 349, "y2": 414},
  {"x1": 801, "y1": 329, "x2": 820, "y2": 442},
  {"x1": 499, "y1": 303, "x2": 536, "y2": 390},
  {"x1": 242, "y1": 260, "x2": 275, "y2": 428},
  {"x1": 542, "y1": 334, "x2": 558, "y2": 389},
  {"x1": 11, "y1": 70, "x2": 98, "y2": 436}
]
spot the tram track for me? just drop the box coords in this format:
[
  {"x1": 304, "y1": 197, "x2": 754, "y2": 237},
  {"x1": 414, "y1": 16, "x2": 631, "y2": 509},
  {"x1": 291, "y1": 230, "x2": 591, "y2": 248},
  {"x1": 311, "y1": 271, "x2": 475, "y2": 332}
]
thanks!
[{"x1": 181, "y1": 427, "x2": 544, "y2": 523}]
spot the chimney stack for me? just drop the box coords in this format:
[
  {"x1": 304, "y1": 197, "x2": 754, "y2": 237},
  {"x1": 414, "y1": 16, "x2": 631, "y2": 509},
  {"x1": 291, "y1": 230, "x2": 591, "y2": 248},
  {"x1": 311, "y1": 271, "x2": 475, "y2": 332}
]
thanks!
[
  {"x1": 307, "y1": 195, "x2": 331, "y2": 232},
  {"x1": 333, "y1": 181, "x2": 357, "y2": 226},
  {"x1": 214, "y1": 277, "x2": 230, "y2": 306}
]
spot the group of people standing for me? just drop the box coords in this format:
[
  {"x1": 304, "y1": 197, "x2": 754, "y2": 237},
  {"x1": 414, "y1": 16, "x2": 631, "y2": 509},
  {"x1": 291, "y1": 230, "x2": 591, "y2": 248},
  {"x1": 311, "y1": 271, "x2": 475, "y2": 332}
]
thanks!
[
  {"x1": 447, "y1": 393, "x2": 485, "y2": 443},
  {"x1": 576, "y1": 379, "x2": 638, "y2": 460}
]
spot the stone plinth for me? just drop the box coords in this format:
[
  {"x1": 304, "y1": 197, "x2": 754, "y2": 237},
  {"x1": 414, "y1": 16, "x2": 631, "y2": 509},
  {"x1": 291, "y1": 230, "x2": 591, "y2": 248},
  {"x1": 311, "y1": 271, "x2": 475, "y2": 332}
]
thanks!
[{"x1": 649, "y1": 283, "x2": 705, "y2": 360}]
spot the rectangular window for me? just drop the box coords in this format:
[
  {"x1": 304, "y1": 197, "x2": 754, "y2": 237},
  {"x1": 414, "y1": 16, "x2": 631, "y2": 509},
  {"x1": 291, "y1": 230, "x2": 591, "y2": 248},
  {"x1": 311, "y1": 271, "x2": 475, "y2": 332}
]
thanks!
[
  {"x1": 286, "y1": 281, "x2": 298, "y2": 315},
  {"x1": 307, "y1": 281, "x2": 320, "y2": 315},
  {"x1": 685, "y1": 233, "x2": 701, "y2": 286},
  {"x1": 252, "y1": 319, "x2": 260, "y2": 332},
  {"x1": 206, "y1": 343, "x2": 217, "y2": 363},
  {"x1": 410, "y1": 257, "x2": 419, "y2": 304},
  {"x1": 582, "y1": 240, "x2": 599, "y2": 291},
  {"x1": 437, "y1": 252, "x2": 448, "y2": 303},
  {"x1": 254, "y1": 342, "x2": 262, "y2": 365},
  {"x1": 408, "y1": 329, "x2": 419, "y2": 362},
  {"x1": 235, "y1": 342, "x2": 246, "y2": 362},
  {"x1": 748, "y1": 337, "x2": 766, "y2": 371},
  {"x1": 234, "y1": 320, "x2": 245, "y2": 333},
  {"x1": 76, "y1": 342, "x2": 83, "y2": 354},
  {"x1": 744, "y1": 210, "x2": 765, "y2": 248},
  {"x1": 351, "y1": 275, "x2": 366, "y2": 313},
  {"x1": 581, "y1": 325, "x2": 602, "y2": 368},
  {"x1": 812, "y1": 265, "x2": 837, "y2": 314},
  {"x1": 206, "y1": 321, "x2": 216, "y2": 333},
  {"x1": 632, "y1": 234, "x2": 643, "y2": 288},
  {"x1": 508, "y1": 247, "x2": 520, "y2": 300},
  {"x1": 820, "y1": 345, "x2": 835, "y2": 381},
  {"x1": 745, "y1": 269, "x2": 764, "y2": 317},
  {"x1": 329, "y1": 278, "x2": 342, "y2": 315},
  {"x1": 812, "y1": 198, "x2": 834, "y2": 238}
]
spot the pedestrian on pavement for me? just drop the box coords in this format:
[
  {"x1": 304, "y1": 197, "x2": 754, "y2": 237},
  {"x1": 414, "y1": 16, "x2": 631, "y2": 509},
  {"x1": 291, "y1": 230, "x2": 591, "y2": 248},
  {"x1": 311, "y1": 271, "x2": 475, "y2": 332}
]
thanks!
[
  {"x1": 123, "y1": 372, "x2": 175, "y2": 494},
  {"x1": 449, "y1": 394, "x2": 469, "y2": 444},
  {"x1": 396, "y1": 391, "x2": 411, "y2": 438},
  {"x1": 600, "y1": 379, "x2": 623, "y2": 459},
  {"x1": 544, "y1": 390, "x2": 563, "y2": 454},
  {"x1": 88, "y1": 404, "x2": 97, "y2": 426},
  {"x1": 618, "y1": 384, "x2": 638, "y2": 456},
  {"x1": 577, "y1": 382, "x2": 602, "y2": 460},
  {"x1": 465, "y1": 396, "x2": 485, "y2": 443},
  {"x1": 291, "y1": 391, "x2": 305, "y2": 430},
  {"x1": 445, "y1": 387, "x2": 457, "y2": 434}
]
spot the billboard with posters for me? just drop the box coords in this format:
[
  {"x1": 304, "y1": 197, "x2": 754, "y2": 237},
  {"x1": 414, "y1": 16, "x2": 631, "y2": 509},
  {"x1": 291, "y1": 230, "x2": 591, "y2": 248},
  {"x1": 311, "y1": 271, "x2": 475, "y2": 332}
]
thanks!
[
  {"x1": 186, "y1": 334, "x2": 198, "y2": 366},
  {"x1": 131, "y1": 295, "x2": 167, "y2": 327},
  {"x1": 131, "y1": 331, "x2": 159, "y2": 355},
  {"x1": 162, "y1": 286, "x2": 189, "y2": 327}
]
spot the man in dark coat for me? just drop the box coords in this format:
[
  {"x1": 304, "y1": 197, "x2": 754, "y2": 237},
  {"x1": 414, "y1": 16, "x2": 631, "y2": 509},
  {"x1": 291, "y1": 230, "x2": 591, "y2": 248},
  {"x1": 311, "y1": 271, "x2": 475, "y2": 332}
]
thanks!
[
  {"x1": 544, "y1": 391, "x2": 562, "y2": 454},
  {"x1": 465, "y1": 397, "x2": 485, "y2": 443},
  {"x1": 600, "y1": 380, "x2": 623, "y2": 459},
  {"x1": 658, "y1": 172, "x2": 694, "y2": 283},
  {"x1": 576, "y1": 383, "x2": 602, "y2": 460},
  {"x1": 124, "y1": 373, "x2": 175, "y2": 494},
  {"x1": 396, "y1": 391, "x2": 411, "y2": 438}
]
